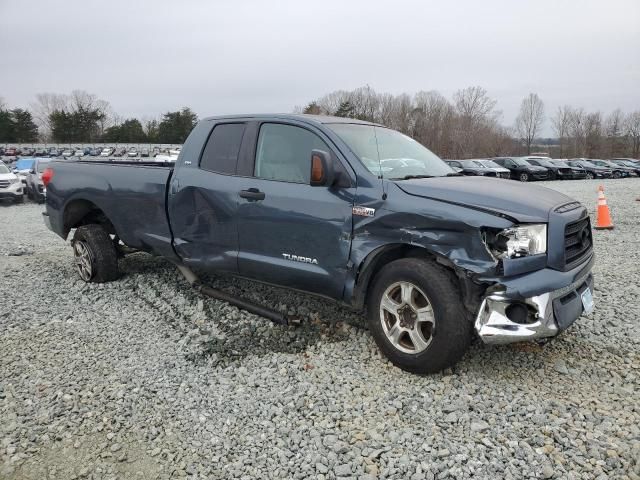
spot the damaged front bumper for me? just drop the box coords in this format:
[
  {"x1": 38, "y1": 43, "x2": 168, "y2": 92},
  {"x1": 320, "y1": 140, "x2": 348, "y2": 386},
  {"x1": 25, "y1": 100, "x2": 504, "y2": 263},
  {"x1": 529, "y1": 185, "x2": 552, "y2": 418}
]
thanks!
[{"x1": 475, "y1": 256, "x2": 594, "y2": 345}]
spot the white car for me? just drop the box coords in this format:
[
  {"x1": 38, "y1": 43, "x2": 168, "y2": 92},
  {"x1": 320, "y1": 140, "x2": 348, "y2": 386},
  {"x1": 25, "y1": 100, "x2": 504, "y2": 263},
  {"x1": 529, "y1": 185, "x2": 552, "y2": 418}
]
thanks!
[
  {"x1": 169, "y1": 147, "x2": 182, "y2": 157},
  {"x1": 127, "y1": 148, "x2": 138, "y2": 157},
  {"x1": 0, "y1": 161, "x2": 24, "y2": 203},
  {"x1": 475, "y1": 159, "x2": 511, "y2": 179},
  {"x1": 74, "y1": 149, "x2": 85, "y2": 157},
  {"x1": 61, "y1": 149, "x2": 74, "y2": 158},
  {"x1": 100, "y1": 148, "x2": 114, "y2": 157}
]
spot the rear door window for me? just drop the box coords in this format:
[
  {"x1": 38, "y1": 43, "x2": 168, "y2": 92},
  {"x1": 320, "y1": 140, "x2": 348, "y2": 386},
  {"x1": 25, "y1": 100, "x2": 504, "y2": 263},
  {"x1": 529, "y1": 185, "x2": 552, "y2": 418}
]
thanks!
[{"x1": 200, "y1": 123, "x2": 246, "y2": 174}]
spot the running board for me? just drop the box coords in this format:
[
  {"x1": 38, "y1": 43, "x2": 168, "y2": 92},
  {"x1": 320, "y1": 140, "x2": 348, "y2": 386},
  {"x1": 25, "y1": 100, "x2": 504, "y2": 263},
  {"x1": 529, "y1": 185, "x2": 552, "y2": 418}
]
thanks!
[{"x1": 176, "y1": 265, "x2": 299, "y2": 326}]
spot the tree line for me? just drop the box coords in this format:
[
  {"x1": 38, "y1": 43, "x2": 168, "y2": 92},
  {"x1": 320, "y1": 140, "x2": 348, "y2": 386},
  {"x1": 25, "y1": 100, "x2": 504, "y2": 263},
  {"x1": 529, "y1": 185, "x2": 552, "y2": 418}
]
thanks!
[
  {"x1": 0, "y1": 91, "x2": 197, "y2": 144},
  {"x1": 298, "y1": 86, "x2": 640, "y2": 159},
  {"x1": 2, "y1": 88, "x2": 639, "y2": 159}
]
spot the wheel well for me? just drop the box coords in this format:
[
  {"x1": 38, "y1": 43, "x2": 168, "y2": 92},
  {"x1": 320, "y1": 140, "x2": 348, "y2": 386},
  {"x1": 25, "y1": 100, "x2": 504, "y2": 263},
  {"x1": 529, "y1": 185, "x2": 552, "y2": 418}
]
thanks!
[
  {"x1": 352, "y1": 245, "x2": 435, "y2": 310},
  {"x1": 63, "y1": 200, "x2": 115, "y2": 237},
  {"x1": 352, "y1": 244, "x2": 484, "y2": 315}
]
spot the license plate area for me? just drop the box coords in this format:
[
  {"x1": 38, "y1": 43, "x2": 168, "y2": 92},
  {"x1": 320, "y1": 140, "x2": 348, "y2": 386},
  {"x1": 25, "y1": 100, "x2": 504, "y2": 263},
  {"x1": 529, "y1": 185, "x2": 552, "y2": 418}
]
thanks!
[{"x1": 580, "y1": 287, "x2": 594, "y2": 314}]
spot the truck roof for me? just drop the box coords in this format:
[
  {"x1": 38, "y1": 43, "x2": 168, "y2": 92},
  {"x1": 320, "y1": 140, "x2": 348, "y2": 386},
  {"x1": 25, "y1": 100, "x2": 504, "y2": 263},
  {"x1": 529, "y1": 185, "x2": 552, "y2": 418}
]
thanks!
[{"x1": 202, "y1": 113, "x2": 381, "y2": 127}]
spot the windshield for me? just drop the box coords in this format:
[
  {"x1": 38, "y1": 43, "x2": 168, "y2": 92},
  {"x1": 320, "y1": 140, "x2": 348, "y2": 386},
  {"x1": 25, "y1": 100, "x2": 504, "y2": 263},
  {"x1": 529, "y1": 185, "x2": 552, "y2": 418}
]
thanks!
[
  {"x1": 479, "y1": 160, "x2": 502, "y2": 168},
  {"x1": 532, "y1": 159, "x2": 554, "y2": 167},
  {"x1": 458, "y1": 160, "x2": 482, "y2": 168},
  {"x1": 15, "y1": 159, "x2": 35, "y2": 170},
  {"x1": 513, "y1": 158, "x2": 532, "y2": 166},
  {"x1": 36, "y1": 161, "x2": 51, "y2": 172},
  {"x1": 328, "y1": 123, "x2": 452, "y2": 178},
  {"x1": 579, "y1": 161, "x2": 598, "y2": 168},
  {"x1": 0, "y1": 163, "x2": 9, "y2": 174},
  {"x1": 551, "y1": 160, "x2": 570, "y2": 167}
]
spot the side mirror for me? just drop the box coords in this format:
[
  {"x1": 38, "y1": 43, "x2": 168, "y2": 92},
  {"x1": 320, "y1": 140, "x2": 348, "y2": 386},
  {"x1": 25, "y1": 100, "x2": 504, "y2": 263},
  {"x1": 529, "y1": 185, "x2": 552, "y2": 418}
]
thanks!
[
  {"x1": 310, "y1": 149, "x2": 335, "y2": 187},
  {"x1": 30, "y1": 169, "x2": 36, "y2": 174}
]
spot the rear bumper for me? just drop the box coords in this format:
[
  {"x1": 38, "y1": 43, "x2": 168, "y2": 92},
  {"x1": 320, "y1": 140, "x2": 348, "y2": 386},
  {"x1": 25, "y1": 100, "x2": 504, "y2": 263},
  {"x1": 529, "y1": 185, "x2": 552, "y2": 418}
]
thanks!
[{"x1": 475, "y1": 257, "x2": 594, "y2": 344}]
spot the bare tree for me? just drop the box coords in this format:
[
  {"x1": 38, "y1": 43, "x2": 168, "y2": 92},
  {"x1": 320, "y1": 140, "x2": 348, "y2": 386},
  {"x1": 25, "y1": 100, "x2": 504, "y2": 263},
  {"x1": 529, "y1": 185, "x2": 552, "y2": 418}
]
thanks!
[
  {"x1": 584, "y1": 112, "x2": 603, "y2": 158},
  {"x1": 604, "y1": 109, "x2": 625, "y2": 158},
  {"x1": 625, "y1": 111, "x2": 640, "y2": 158},
  {"x1": 30, "y1": 93, "x2": 69, "y2": 140},
  {"x1": 552, "y1": 105, "x2": 572, "y2": 157},
  {"x1": 568, "y1": 108, "x2": 586, "y2": 157},
  {"x1": 514, "y1": 93, "x2": 545, "y2": 154},
  {"x1": 453, "y1": 86, "x2": 497, "y2": 122},
  {"x1": 452, "y1": 86, "x2": 498, "y2": 157}
]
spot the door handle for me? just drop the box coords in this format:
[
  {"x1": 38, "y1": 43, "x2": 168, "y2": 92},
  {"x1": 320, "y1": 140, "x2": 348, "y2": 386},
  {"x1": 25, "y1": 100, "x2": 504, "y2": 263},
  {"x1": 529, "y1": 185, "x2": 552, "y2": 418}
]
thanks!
[{"x1": 239, "y1": 188, "x2": 265, "y2": 201}]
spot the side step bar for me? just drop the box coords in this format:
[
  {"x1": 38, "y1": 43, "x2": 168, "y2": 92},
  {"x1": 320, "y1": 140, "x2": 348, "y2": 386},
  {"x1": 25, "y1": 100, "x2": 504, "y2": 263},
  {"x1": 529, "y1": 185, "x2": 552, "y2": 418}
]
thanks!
[{"x1": 176, "y1": 265, "x2": 299, "y2": 326}]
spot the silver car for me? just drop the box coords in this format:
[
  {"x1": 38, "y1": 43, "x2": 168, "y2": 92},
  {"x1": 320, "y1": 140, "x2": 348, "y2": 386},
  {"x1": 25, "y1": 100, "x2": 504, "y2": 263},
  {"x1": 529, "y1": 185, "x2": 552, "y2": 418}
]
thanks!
[
  {"x1": 475, "y1": 159, "x2": 511, "y2": 179},
  {"x1": 25, "y1": 158, "x2": 52, "y2": 203}
]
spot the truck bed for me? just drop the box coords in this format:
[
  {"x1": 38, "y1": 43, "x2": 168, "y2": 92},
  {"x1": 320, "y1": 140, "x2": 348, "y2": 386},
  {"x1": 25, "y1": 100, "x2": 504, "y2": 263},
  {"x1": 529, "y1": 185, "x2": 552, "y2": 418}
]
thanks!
[{"x1": 45, "y1": 159, "x2": 177, "y2": 260}]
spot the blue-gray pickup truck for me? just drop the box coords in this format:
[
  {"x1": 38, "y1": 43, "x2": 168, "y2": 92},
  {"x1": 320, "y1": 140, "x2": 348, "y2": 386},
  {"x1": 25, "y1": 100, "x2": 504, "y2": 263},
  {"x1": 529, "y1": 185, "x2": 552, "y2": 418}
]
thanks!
[{"x1": 42, "y1": 114, "x2": 595, "y2": 373}]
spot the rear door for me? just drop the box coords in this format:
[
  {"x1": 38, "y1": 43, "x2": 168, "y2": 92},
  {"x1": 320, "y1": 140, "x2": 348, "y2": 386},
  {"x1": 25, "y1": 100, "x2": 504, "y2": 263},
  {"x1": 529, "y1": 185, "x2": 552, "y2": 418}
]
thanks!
[
  {"x1": 168, "y1": 121, "x2": 248, "y2": 273},
  {"x1": 235, "y1": 121, "x2": 356, "y2": 299}
]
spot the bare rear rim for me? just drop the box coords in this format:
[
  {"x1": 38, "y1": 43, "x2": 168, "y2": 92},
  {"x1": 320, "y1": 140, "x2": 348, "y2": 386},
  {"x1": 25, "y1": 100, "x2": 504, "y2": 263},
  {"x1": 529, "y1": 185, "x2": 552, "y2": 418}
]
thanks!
[{"x1": 379, "y1": 281, "x2": 435, "y2": 354}]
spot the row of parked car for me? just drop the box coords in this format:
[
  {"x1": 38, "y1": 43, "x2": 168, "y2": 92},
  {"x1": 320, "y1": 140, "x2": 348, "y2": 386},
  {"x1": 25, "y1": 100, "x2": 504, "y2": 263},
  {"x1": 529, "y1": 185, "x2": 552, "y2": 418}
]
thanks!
[
  {"x1": 444, "y1": 156, "x2": 640, "y2": 181},
  {"x1": 0, "y1": 157, "x2": 52, "y2": 204},
  {"x1": 0, "y1": 146, "x2": 181, "y2": 159}
]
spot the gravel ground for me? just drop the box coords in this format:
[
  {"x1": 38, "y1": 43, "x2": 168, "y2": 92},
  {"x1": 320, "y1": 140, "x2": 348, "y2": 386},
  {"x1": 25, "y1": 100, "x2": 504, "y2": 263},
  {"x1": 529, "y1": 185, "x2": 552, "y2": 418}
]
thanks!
[{"x1": 1, "y1": 179, "x2": 639, "y2": 480}]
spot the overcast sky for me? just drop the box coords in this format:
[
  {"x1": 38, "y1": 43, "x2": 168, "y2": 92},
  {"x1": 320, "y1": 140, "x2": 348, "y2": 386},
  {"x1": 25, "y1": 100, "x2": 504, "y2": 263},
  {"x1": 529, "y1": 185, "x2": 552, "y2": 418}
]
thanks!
[{"x1": 1, "y1": 0, "x2": 639, "y2": 135}]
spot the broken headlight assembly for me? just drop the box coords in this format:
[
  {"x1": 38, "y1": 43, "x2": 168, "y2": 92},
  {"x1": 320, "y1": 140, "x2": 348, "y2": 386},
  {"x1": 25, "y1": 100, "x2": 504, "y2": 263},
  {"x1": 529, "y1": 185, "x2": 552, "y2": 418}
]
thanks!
[{"x1": 485, "y1": 224, "x2": 547, "y2": 259}]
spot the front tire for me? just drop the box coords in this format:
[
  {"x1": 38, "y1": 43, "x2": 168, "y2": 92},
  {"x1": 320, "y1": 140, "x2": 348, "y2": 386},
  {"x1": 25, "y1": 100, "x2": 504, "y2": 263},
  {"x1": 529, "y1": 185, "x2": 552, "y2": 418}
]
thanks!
[
  {"x1": 14, "y1": 195, "x2": 24, "y2": 204},
  {"x1": 519, "y1": 172, "x2": 529, "y2": 182},
  {"x1": 366, "y1": 258, "x2": 472, "y2": 374},
  {"x1": 585, "y1": 172, "x2": 594, "y2": 180},
  {"x1": 71, "y1": 224, "x2": 119, "y2": 283}
]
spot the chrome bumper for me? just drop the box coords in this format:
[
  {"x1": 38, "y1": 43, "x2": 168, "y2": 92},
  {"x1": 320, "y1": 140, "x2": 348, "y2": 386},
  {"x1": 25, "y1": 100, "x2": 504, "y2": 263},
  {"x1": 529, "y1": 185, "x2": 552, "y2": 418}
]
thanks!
[{"x1": 475, "y1": 273, "x2": 593, "y2": 345}]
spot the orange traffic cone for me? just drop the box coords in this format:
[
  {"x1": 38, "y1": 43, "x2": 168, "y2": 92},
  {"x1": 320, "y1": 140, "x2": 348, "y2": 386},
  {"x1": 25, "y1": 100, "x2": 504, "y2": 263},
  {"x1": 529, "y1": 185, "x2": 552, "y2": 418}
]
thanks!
[{"x1": 595, "y1": 185, "x2": 614, "y2": 230}]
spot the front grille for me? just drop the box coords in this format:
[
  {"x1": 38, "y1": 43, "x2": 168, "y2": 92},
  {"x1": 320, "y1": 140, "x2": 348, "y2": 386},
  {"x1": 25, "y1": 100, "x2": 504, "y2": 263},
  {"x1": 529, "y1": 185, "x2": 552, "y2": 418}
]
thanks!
[
  {"x1": 485, "y1": 171, "x2": 497, "y2": 177},
  {"x1": 500, "y1": 172, "x2": 510, "y2": 178},
  {"x1": 560, "y1": 168, "x2": 572, "y2": 174},
  {"x1": 0, "y1": 180, "x2": 9, "y2": 189},
  {"x1": 564, "y1": 217, "x2": 593, "y2": 270}
]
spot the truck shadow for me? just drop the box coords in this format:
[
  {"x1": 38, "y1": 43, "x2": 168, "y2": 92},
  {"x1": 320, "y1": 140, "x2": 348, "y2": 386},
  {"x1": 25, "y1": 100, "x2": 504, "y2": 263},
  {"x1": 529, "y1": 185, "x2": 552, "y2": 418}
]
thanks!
[{"x1": 119, "y1": 253, "x2": 365, "y2": 367}]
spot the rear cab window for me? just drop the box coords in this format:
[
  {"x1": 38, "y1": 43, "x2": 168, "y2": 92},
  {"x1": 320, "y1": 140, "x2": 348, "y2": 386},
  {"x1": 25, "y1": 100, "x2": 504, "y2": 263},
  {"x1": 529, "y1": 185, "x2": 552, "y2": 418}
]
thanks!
[{"x1": 199, "y1": 123, "x2": 246, "y2": 174}]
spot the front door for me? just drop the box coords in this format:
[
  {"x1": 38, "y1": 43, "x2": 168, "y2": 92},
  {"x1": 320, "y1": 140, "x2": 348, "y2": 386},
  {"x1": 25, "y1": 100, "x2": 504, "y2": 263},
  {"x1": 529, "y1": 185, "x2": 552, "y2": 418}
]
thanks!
[{"x1": 236, "y1": 122, "x2": 355, "y2": 299}]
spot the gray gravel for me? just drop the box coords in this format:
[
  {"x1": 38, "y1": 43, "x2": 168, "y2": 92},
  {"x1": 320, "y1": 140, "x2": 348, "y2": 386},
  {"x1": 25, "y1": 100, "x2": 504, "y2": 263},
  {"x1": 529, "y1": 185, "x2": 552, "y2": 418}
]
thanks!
[{"x1": 1, "y1": 179, "x2": 639, "y2": 479}]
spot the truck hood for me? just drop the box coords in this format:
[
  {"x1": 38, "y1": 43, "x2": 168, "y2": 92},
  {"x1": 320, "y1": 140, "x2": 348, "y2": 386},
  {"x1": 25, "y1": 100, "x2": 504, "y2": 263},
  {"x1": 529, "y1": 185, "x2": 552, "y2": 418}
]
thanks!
[{"x1": 394, "y1": 176, "x2": 574, "y2": 223}]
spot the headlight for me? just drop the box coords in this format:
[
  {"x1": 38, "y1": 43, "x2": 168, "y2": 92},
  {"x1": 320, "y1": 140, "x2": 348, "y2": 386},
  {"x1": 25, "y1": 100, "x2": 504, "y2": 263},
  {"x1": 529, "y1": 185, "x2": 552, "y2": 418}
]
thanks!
[
  {"x1": 488, "y1": 224, "x2": 547, "y2": 259},
  {"x1": 9, "y1": 178, "x2": 20, "y2": 184}
]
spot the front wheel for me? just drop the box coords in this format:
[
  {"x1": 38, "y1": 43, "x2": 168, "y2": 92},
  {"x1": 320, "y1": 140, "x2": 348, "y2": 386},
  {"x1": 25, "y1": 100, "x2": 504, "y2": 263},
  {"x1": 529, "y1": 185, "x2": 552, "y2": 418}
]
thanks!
[
  {"x1": 366, "y1": 258, "x2": 472, "y2": 374},
  {"x1": 71, "y1": 224, "x2": 119, "y2": 283},
  {"x1": 585, "y1": 172, "x2": 594, "y2": 180},
  {"x1": 519, "y1": 172, "x2": 529, "y2": 182},
  {"x1": 612, "y1": 171, "x2": 621, "y2": 179}
]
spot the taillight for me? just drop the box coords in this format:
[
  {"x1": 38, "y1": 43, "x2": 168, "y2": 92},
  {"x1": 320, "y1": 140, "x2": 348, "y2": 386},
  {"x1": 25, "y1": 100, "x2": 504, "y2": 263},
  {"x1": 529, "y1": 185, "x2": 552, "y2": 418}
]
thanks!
[{"x1": 42, "y1": 167, "x2": 54, "y2": 187}]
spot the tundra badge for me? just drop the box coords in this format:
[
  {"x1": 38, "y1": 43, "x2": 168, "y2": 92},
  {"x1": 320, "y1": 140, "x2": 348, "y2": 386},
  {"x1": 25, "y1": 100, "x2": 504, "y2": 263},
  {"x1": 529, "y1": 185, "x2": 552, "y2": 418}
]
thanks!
[{"x1": 282, "y1": 253, "x2": 319, "y2": 265}]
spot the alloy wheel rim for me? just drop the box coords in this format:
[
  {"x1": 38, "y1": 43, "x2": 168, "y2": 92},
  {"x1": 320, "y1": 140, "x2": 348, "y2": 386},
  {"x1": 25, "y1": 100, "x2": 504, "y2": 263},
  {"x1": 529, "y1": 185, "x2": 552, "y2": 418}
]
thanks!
[
  {"x1": 379, "y1": 281, "x2": 435, "y2": 354},
  {"x1": 73, "y1": 241, "x2": 93, "y2": 281}
]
